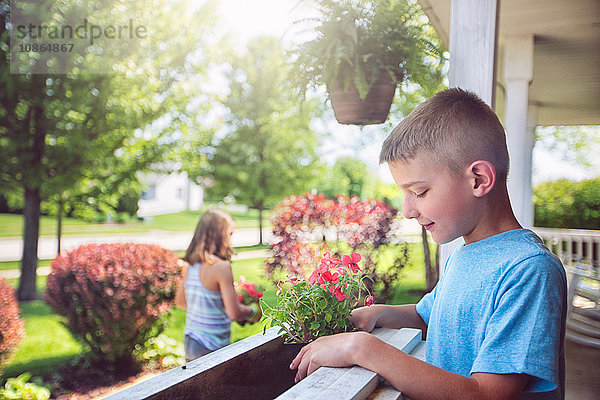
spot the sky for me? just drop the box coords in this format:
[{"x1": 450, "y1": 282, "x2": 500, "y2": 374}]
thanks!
[{"x1": 216, "y1": 0, "x2": 598, "y2": 185}]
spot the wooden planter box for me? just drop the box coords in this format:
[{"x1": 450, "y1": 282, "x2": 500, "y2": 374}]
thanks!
[{"x1": 105, "y1": 328, "x2": 424, "y2": 400}]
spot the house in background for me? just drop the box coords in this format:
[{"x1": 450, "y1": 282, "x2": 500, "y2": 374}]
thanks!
[{"x1": 137, "y1": 169, "x2": 204, "y2": 218}]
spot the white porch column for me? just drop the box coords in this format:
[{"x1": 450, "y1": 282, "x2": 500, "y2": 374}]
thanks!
[
  {"x1": 504, "y1": 34, "x2": 535, "y2": 228},
  {"x1": 440, "y1": 0, "x2": 499, "y2": 266}
]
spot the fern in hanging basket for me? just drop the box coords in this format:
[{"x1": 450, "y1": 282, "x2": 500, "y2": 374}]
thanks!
[{"x1": 291, "y1": 0, "x2": 442, "y2": 124}]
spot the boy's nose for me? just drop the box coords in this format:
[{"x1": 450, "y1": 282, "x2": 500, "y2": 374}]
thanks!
[{"x1": 402, "y1": 199, "x2": 419, "y2": 219}]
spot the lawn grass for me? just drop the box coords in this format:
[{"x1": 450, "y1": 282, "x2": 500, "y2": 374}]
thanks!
[
  {"x1": 0, "y1": 207, "x2": 272, "y2": 238},
  {"x1": 1, "y1": 243, "x2": 428, "y2": 387}
]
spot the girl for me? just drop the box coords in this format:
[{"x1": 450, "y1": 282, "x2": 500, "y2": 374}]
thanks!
[{"x1": 175, "y1": 208, "x2": 260, "y2": 361}]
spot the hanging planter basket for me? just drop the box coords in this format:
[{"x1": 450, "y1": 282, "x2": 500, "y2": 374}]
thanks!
[{"x1": 329, "y1": 71, "x2": 397, "y2": 125}]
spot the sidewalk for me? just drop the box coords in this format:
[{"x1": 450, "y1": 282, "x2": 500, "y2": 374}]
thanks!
[
  {"x1": 0, "y1": 227, "x2": 275, "y2": 262},
  {"x1": 0, "y1": 219, "x2": 422, "y2": 279},
  {"x1": 0, "y1": 248, "x2": 272, "y2": 279},
  {"x1": 0, "y1": 219, "x2": 422, "y2": 263}
]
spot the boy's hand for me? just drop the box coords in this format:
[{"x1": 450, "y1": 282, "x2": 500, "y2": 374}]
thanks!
[
  {"x1": 290, "y1": 332, "x2": 368, "y2": 383},
  {"x1": 351, "y1": 305, "x2": 380, "y2": 332}
]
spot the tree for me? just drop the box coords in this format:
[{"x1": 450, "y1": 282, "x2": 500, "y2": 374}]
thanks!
[
  {"x1": 317, "y1": 157, "x2": 370, "y2": 198},
  {"x1": 207, "y1": 37, "x2": 324, "y2": 243},
  {"x1": 0, "y1": 0, "x2": 219, "y2": 300},
  {"x1": 534, "y1": 178, "x2": 600, "y2": 230},
  {"x1": 535, "y1": 125, "x2": 600, "y2": 169}
]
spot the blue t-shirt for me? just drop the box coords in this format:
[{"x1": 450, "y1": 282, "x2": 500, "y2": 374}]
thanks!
[{"x1": 416, "y1": 229, "x2": 566, "y2": 399}]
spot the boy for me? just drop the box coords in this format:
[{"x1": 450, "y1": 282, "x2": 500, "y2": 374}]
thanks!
[{"x1": 290, "y1": 88, "x2": 567, "y2": 399}]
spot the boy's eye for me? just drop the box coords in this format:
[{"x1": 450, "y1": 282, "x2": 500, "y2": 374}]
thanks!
[{"x1": 416, "y1": 190, "x2": 428, "y2": 198}]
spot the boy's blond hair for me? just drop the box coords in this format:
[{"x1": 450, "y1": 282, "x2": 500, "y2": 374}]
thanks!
[{"x1": 380, "y1": 88, "x2": 509, "y2": 181}]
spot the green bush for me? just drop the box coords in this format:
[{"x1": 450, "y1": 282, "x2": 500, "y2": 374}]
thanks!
[
  {"x1": 133, "y1": 334, "x2": 184, "y2": 369},
  {"x1": 534, "y1": 178, "x2": 600, "y2": 229},
  {"x1": 0, "y1": 373, "x2": 50, "y2": 400},
  {"x1": 45, "y1": 243, "x2": 181, "y2": 365}
]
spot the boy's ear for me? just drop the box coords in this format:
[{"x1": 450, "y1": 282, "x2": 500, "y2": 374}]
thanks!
[{"x1": 467, "y1": 160, "x2": 496, "y2": 197}]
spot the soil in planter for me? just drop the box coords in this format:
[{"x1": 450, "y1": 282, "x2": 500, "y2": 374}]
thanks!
[{"x1": 284, "y1": 342, "x2": 308, "y2": 359}]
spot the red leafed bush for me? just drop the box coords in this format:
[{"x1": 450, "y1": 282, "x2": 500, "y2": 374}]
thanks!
[
  {"x1": 0, "y1": 278, "x2": 26, "y2": 374},
  {"x1": 267, "y1": 193, "x2": 407, "y2": 303},
  {"x1": 45, "y1": 243, "x2": 180, "y2": 364}
]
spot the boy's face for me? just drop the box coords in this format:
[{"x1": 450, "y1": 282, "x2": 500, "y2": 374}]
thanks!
[{"x1": 389, "y1": 154, "x2": 478, "y2": 244}]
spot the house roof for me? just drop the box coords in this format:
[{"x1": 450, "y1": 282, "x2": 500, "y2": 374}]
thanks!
[{"x1": 419, "y1": 0, "x2": 600, "y2": 126}]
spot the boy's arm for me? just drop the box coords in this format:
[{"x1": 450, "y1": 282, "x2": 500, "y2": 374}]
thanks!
[
  {"x1": 352, "y1": 304, "x2": 428, "y2": 335},
  {"x1": 291, "y1": 332, "x2": 528, "y2": 400}
]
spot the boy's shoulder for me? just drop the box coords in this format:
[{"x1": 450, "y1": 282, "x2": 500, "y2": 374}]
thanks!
[{"x1": 456, "y1": 229, "x2": 564, "y2": 278}]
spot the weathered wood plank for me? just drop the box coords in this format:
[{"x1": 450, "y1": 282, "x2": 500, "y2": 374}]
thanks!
[
  {"x1": 410, "y1": 341, "x2": 426, "y2": 362},
  {"x1": 104, "y1": 327, "x2": 296, "y2": 400},
  {"x1": 276, "y1": 328, "x2": 422, "y2": 400},
  {"x1": 367, "y1": 341, "x2": 426, "y2": 400}
]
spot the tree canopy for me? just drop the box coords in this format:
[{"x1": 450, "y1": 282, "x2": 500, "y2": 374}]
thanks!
[
  {"x1": 0, "y1": 0, "x2": 220, "y2": 300},
  {"x1": 206, "y1": 36, "x2": 324, "y2": 242}
]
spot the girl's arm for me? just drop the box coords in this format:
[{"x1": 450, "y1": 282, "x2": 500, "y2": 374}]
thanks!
[
  {"x1": 214, "y1": 261, "x2": 254, "y2": 321},
  {"x1": 174, "y1": 264, "x2": 188, "y2": 310}
]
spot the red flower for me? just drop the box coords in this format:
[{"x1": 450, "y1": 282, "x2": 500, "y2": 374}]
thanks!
[
  {"x1": 365, "y1": 295, "x2": 375, "y2": 306},
  {"x1": 309, "y1": 270, "x2": 318, "y2": 285},
  {"x1": 342, "y1": 253, "x2": 361, "y2": 273},
  {"x1": 321, "y1": 270, "x2": 340, "y2": 284},
  {"x1": 332, "y1": 286, "x2": 347, "y2": 301},
  {"x1": 323, "y1": 252, "x2": 342, "y2": 265}
]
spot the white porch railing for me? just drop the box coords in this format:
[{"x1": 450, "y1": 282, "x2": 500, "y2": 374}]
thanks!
[
  {"x1": 533, "y1": 228, "x2": 600, "y2": 349},
  {"x1": 533, "y1": 227, "x2": 600, "y2": 267}
]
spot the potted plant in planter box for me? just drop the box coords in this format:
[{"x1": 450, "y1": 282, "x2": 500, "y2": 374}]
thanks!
[
  {"x1": 262, "y1": 251, "x2": 374, "y2": 354},
  {"x1": 292, "y1": 0, "x2": 438, "y2": 125}
]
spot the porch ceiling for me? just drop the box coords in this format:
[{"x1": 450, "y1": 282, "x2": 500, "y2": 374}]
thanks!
[{"x1": 418, "y1": 0, "x2": 600, "y2": 126}]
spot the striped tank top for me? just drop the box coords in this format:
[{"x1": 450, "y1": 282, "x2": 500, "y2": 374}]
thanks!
[{"x1": 183, "y1": 263, "x2": 231, "y2": 350}]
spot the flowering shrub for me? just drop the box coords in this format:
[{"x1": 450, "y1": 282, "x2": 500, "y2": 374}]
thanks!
[
  {"x1": 0, "y1": 278, "x2": 26, "y2": 374},
  {"x1": 45, "y1": 243, "x2": 180, "y2": 364},
  {"x1": 263, "y1": 252, "x2": 374, "y2": 343},
  {"x1": 235, "y1": 275, "x2": 265, "y2": 305},
  {"x1": 266, "y1": 193, "x2": 407, "y2": 303}
]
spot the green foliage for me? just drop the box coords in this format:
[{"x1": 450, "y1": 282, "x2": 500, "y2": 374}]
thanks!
[
  {"x1": 263, "y1": 252, "x2": 373, "y2": 343},
  {"x1": 0, "y1": 0, "x2": 221, "y2": 299},
  {"x1": 536, "y1": 126, "x2": 600, "y2": 168},
  {"x1": 292, "y1": 0, "x2": 445, "y2": 99},
  {"x1": 317, "y1": 157, "x2": 370, "y2": 198},
  {"x1": 207, "y1": 37, "x2": 324, "y2": 210},
  {"x1": 0, "y1": 373, "x2": 50, "y2": 400},
  {"x1": 534, "y1": 178, "x2": 600, "y2": 229},
  {"x1": 133, "y1": 334, "x2": 185, "y2": 370}
]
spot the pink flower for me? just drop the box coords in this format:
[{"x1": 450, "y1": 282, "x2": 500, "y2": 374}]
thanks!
[
  {"x1": 333, "y1": 286, "x2": 347, "y2": 301},
  {"x1": 342, "y1": 253, "x2": 361, "y2": 273},
  {"x1": 365, "y1": 295, "x2": 375, "y2": 306},
  {"x1": 309, "y1": 270, "x2": 318, "y2": 285},
  {"x1": 323, "y1": 252, "x2": 342, "y2": 265},
  {"x1": 321, "y1": 270, "x2": 340, "y2": 284},
  {"x1": 284, "y1": 277, "x2": 298, "y2": 285}
]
